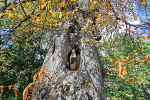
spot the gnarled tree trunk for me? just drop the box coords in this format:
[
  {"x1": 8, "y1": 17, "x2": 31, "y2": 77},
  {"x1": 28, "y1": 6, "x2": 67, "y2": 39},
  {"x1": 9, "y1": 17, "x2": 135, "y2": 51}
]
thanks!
[{"x1": 31, "y1": 8, "x2": 108, "y2": 100}]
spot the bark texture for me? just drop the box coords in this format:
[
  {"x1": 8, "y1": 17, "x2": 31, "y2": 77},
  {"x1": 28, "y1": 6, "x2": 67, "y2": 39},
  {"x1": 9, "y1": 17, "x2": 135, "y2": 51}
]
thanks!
[{"x1": 31, "y1": 9, "x2": 108, "y2": 100}]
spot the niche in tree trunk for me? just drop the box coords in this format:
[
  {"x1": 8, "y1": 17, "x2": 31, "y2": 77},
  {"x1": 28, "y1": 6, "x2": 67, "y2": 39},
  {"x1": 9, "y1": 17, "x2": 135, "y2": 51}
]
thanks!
[{"x1": 67, "y1": 45, "x2": 80, "y2": 71}]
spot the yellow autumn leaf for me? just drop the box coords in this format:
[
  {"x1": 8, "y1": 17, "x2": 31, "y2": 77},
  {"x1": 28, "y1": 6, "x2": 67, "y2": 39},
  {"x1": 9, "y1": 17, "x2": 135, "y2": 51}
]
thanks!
[
  {"x1": 0, "y1": 85, "x2": 4, "y2": 93},
  {"x1": 96, "y1": 18, "x2": 101, "y2": 22},
  {"x1": 46, "y1": 18, "x2": 52, "y2": 23},
  {"x1": 125, "y1": 29, "x2": 135, "y2": 34},
  {"x1": 144, "y1": 54, "x2": 150, "y2": 65},
  {"x1": 0, "y1": 13, "x2": 5, "y2": 18},
  {"x1": 75, "y1": 7, "x2": 79, "y2": 11},
  {"x1": 48, "y1": 10, "x2": 55, "y2": 17},
  {"x1": 135, "y1": 50, "x2": 138, "y2": 55},
  {"x1": 87, "y1": 19, "x2": 93, "y2": 24},
  {"x1": 137, "y1": 34, "x2": 148, "y2": 40},
  {"x1": 7, "y1": 36, "x2": 13, "y2": 41},
  {"x1": 10, "y1": 3, "x2": 16, "y2": 11},
  {"x1": 8, "y1": 85, "x2": 13, "y2": 90},
  {"x1": 125, "y1": 93, "x2": 134, "y2": 97},
  {"x1": 145, "y1": 22, "x2": 150, "y2": 35},
  {"x1": 39, "y1": 0, "x2": 45, "y2": 4},
  {"x1": 26, "y1": 43, "x2": 29, "y2": 46},
  {"x1": 53, "y1": 20, "x2": 58, "y2": 26},
  {"x1": 40, "y1": 3, "x2": 45, "y2": 11},
  {"x1": 117, "y1": 61, "x2": 126, "y2": 77},
  {"x1": 98, "y1": 24, "x2": 101, "y2": 28},
  {"x1": 16, "y1": 14, "x2": 23, "y2": 18},
  {"x1": 8, "y1": 13, "x2": 13, "y2": 19},
  {"x1": 23, "y1": 86, "x2": 29, "y2": 100},
  {"x1": 101, "y1": 19, "x2": 107, "y2": 24},
  {"x1": 52, "y1": 85, "x2": 55, "y2": 88},
  {"x1": 0, "y1": 10, "x2": 8, "y2": 18},
  {"x1": 100, "y1": 12, "x2": 108, "y2": 17},
  {"x1": 139, "y1": 0, "x2": 146, "y2": 6},
  {"x1": 59, "y1": 12, "x2": 62, "y2": 19},
  {"x1": 136, "y1": 81, "x2": 141, "y2": 86},
  {"x1": 108, "y1": 61, "x2": 117, "y2": 67},
  {"x1": 29, "y1": 83, "x2": 33, "y2": 90},
  {"x1": 57, "y1": 3, "x2": 61, "y2": 10},
  {"x1": 109, "y1": 68, "x2": 116, "y2": 71},
  {"x1": 64, "y1": 86, "x2": 68, "y2": 92},
  {"x1": 13, "y1": 37, "x2": 18, "y2": 44},
  {"x1": 72, "y1": 11, "x2": 75, "y2": 15},
  {"x1": 84, "y1": 39, "x2": 88, "y2": 44},
  {"x1": 35, "y1": 18, "x2": 41, "y2": 24},
  {"x1": 13, "y1": 88, "x2": 19, "y2": 97},
  {"x1": 133, "y1": 13, "x2": 137, "y2": 20},
  {"x1": 83, "y1": 26, "x2": 87, "y2": 31},
  {"x1": 126, "y1": 79, "x2": 130, "y2": 85}
]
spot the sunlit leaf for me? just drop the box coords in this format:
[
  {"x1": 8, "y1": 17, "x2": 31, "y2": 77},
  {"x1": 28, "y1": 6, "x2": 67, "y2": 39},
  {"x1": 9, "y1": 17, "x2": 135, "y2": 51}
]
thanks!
[
  {"x1": 10, "y1": 1, "x2": 16, "y2": 11},
  {"x1": 84, "y1": 38, "x2": 88, "y2": 44},
  {"x1": 103, "y1": 3, "x2": 110, "y2": 7},
  {"x1": 137, "y1": 34, "x2": 148, "y2": 40},
  {"x1": 38, "y1": 71, "x2": 45, "y2": 86},
  {"x1": 145, "y1": 22, "x2": 150, "y2": 35},
  {"x1": 126, "y1": 79, "x2": 129, "y2": 85},
  {"x1": 46, "y1": 17, "x2": 52, "y2": 23},
  {"x1": 109, "y1": 68, "x2": 116, "y2": 71},
  {"x1": 59, "y1": 12, "x2": 63, "y2": 19},
  {"x1": 7, "y1": 36, "x2": 13, "y2": 41},
  {"x1": 29, "y1": 83, "x2": 33, "y2": 90},
  {"x1": 125, "y1": 29, "x2": 135, "y2": 34},
  {"x1": 27, "y1": 96, "x2": 31, "y2": 100},
  {"x1": 101, "y1": 20, "x2": 107, "y2": 24},
  {"x1": 0, "y1": 85, "x2": 4, "y2": 93},
  {"x1": 15, "y1": 14, "x2": 23, "y2": 18},
  {"x1": 8, "y1": 13, "x2": 13, "y2": 19},
  {"x1": 100, "y1": 12, "x2": 108, "y2": 17},
  {"x1": 136, "y1": 81, "x2": 141, "y2": 86},
  {"x1": 144, "y1": 54, "x2": 150, "y2": 65},
  {"x1": 125, "y1": 93, "x2": 134, "y2": 97},
  {"x1": 83, "y1": 26, "x2": 87, "y2": 31},
  {"x1": 8, "y1": 85, "x2": 13, "y2": 90},
  {"x1": 117, "y1": 61, "x2": 126, "y2": 76},
  {"x1": 96, "y1": 18, "x2": 101, "y2": 22},
  {"x1": 40, "y1": 3, "x2": 45, "y2": 11},
  {"x1": 139, "y1": 0, "x2": 146, "y2": 6},
  {"x1": 23, "y1": 86, "x2": 29, "y2": 100},
  {"x1": 87, "y1": 19, "x2": 93, "y2": 24},
  {"x1": 33, "y1": 73, "x2": 38, "y2": 83},
  {"x1": 57, "y1": 3, "x2": 61, "y2": 10},
  {"x1": 0, "y1": 12, "x2": 6, "y2": 18},
  {"x1": 133, "y1": 13, "x2": 137, "y2": 20},
  {"x1": 38, "y1": 0, "x2": 45, "y2": 4},
  {"x1": 35, "y1": 18, "x2": 40, "y2": 24},
  {"x1": 64, "y1": 86, "x2": 68, "y2": 92},
  {"x1": 109, "y1": 62, "x2": 117, "y2": 67},
  {"x1": 13, "y1": 88, "x2": 19, "y2": 97},
  {"x1": 112, "y1": 45, "x2": 119, "y2": 48},
  {"x1": 88, "y1": 38, "x2": 91, "y2": 42},
  {"x1": 135, "y1": 50, "x2": 138, "y2": 55}
]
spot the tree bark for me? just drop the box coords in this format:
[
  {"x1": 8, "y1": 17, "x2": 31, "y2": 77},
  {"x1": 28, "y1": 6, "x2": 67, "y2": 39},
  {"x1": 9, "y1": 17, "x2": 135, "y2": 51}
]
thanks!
[{"x1": 31, "y1": 9, "x2": 107, "y2": 100}]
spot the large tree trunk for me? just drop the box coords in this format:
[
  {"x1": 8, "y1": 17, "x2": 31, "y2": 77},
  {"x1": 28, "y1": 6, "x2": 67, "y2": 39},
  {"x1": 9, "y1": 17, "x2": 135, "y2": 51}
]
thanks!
[{"x1": 31, "y1": 9, "x2": 108, "y2": 100}]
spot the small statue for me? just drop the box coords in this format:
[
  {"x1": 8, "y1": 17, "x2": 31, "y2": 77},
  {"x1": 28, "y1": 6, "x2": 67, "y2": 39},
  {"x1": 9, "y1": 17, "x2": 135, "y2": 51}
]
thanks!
[
  {"x1": 67, "y1": 46, "x2": 80, "y2": 71},
  {"x1": 70, "y1": 49, "x2": 77, "y2": 71}
]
